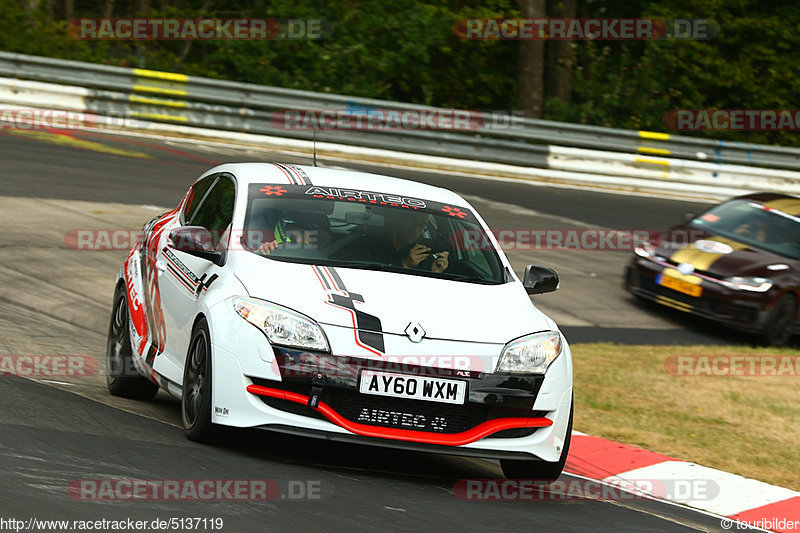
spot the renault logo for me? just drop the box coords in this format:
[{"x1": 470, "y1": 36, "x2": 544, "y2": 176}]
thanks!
[{"x1": 404, "y1": 322, "x2": 426, "y2": 343}]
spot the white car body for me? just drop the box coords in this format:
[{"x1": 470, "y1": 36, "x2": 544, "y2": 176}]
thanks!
[{"x1": 114, "y1": 163, "x2": 573, "y2": 468}]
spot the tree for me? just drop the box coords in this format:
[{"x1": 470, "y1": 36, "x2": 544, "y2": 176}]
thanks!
[
  {"x1": 516, "y1": 0, "x2": 546, "y2": 117},
  {"x1": 544, "y1": 0, "x2": 576, "y2": 105}
]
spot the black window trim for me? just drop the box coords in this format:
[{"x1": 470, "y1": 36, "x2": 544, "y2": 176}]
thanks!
[{"x1": 178, "y1": 172, "x2": 238, "y2": 267}]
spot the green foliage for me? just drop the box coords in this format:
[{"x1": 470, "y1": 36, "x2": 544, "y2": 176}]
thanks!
[{"x1": 547, "y1": 0, "x2": 800, "y2": 145}]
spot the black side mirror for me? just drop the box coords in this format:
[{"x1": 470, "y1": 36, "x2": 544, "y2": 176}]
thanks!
[
  {"x1": 523, "y1": 265, "x2": 559, "y2": 295},
  {"x1": 168, "y1": 226, "x2": 223, "y2": 266}
]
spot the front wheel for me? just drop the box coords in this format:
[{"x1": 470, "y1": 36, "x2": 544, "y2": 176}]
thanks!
[
  {"x1": 106, "y1": 284, "x2": 159, "y2": 400},
  {"x1": 500, "y1": 401, "x2": 573, "y2": 481},
  {"x1": 760, "y1": 294, "x2": 798, "y2": 347},
  {"x1": 182, "y1": 318, "x2": 218, "y2": 442}
]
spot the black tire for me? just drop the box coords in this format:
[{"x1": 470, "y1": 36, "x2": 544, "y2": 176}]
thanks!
[
  {"x1": 500, "y1": 400, "x2": 573, "y2": 482},
  {"x1": 760, "y1": 294, "x2": 798, "y2": 347},
  {"x1": 106, "y1": 284, "x2": 159, "y2": 400},
  {"x1": 182, "y1": 318, "x2": 218, "y2": 442}
]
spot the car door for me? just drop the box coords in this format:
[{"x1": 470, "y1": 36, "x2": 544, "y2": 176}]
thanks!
[{"x1": 155, "y1": 174, "x2": 236, "y2": 384}]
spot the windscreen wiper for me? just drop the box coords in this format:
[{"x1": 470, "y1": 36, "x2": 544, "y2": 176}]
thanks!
[{"x1": 316, "y1": 260, "x2": 392, "y2": 271}]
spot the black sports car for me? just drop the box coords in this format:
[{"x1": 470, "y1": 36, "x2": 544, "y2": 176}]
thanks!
[{"x1": 625, "y1": 193, "x2": 800, "y2": 345}]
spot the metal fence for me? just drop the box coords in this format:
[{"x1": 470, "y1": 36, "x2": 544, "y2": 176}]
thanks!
[{"x1": 2, "y1": 50, "x2": 800, "y2": 196}]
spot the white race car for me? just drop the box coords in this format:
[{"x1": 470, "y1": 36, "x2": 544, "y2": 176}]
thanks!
[{"x1": 107, "y1": 163, "x2": 573, "y2": 480}]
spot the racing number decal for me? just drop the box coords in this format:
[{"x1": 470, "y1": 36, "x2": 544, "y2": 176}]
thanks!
[{"x1": 312, "y1": 265, "x2": 385, "y2": 355}]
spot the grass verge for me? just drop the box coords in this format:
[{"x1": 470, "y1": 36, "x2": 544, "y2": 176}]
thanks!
[{"x1": 572, "y1": 343, "x2": 800, "y2": 491}]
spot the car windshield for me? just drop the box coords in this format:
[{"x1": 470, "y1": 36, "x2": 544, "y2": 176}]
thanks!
[
  {"x1": 242, "y1": 183, "x2": 506, "y2": 283},
  {"x1": 689, "y1": 199, "x2": 800, "y2": 259}
]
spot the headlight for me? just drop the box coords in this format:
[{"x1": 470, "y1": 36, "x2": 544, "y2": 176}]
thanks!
[
  {"x1": 496, "y1": 331, "x2": 562, "y2": 374},
  {"x1": 233, "y1": 296, "x2": 330, "y2": 351},
  {"x1": 719, "y1": 276, "x2": 773, "y2": 292}
]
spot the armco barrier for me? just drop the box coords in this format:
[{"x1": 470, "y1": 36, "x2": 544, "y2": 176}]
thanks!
[{"x1": 2, "y1": 50, "x2": 800, "y2": 197}]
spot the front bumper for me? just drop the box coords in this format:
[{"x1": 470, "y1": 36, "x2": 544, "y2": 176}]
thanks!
[
  {"x1": 625, "y1": 256, "x2": 769, "y2": 331},
  {"x1": 247, "y1": 347, "x2": 552, "y2": 446},
  {"x1": 210, "y1": 340, "x2": 571, "y2": 461}
]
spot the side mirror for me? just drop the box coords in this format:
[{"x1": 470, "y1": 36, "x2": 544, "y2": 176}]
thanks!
[
  {"x1": 523, "y1": 265, "x2": 559, "y2": 295},
  {"x1": 168, "y1": 226, "x2": 223, "y2": 265}
]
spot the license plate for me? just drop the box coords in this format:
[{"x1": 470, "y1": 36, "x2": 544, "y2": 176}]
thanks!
[
  {"x1": 359, "y1": 370, "x2": 467, "y2": 405},
  {"x1": 657, "y1": 273, "x2": 703, "y2": 297}
]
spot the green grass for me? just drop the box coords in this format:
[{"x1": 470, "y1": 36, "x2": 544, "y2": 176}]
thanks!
[{"x1": 572, "y1": 343, "x2": 800, "y2": 491}]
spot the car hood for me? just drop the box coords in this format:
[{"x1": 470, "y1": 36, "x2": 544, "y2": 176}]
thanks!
[
  {"x1": 657, "y1": 226, "x2": 795, "y2": 277},
  {"x1": 233, "y1": 255, "x2": 548, "y2": 344}
]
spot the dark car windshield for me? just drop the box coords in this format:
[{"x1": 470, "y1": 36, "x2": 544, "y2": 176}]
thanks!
[
  {"x1": 242, "y1": 183, "x2": 506, "y2": 283},
  {"x1": 689, "y1": 199, "x2": 800, "y2": 259}
]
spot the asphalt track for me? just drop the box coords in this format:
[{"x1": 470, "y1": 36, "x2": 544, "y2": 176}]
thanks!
[{"x1": 0, "y1": 128, "x2": 744, "y2": 531}]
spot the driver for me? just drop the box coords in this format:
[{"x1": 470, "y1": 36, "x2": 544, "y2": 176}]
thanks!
[{"x1": 371, "y1": 211, "x2": 449, "y2": 272}]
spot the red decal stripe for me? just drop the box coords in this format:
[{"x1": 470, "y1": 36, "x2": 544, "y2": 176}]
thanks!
[
  {"x1": 163, "y1": 253, "x2": 197, "y2": 289},
  {"x1": 310, "y1": 265, "x2": 328, "y2": 290},
  {"x1": 318, "y1": 266, "x2": 340, "y2": 292},
  {"x1": 167, "y1": 266, "x2": 195, "y2": 293},
  {"x1": 283, "y1": 164, "x2": 306, "y2": 185},
  {"x1": 246, "y1": 384, "x2": 552, "y2": 446},
  {"x1": 324, "y1": 301, "x2": 383, "y2": 357}
]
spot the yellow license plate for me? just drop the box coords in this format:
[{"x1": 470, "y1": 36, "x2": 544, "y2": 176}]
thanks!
[{"x1": 657, "y1": 273, "x2": 703, "y2": 297}]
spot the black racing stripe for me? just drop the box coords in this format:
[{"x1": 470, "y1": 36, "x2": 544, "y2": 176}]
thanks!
[
  {"x1": 202, "y1": 273, "x2": 219, "y2": 291},
  {"x1": 328, "y1": 267, "x2": 346, "y2": 291},
  {"x1": 286, "y1": 164, "x2": 311, "y2": 185},
  {"x1": 145, "y1": 344, "x2": 159, "y2": 366},
  {"x1": 358, "y1": 330, "x2": 385, "y2": 353},
  {"x1": 275, "y1": 163, "x2": 300, "y2": 185},
  {"x1": 272, "y1": 163, "x2": 297, "y2": 185},
  {"x1": 313, "y1": 265, "x2": 331, "y2": 290},
  {"x1": 166, "y1": 264, "x2": 195, "y2": 292},
  {"x1": 164, "y1": 259, "x2": 196, "y2": 287}
]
